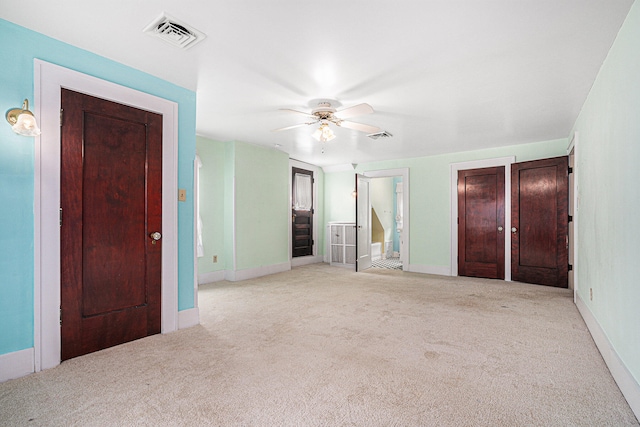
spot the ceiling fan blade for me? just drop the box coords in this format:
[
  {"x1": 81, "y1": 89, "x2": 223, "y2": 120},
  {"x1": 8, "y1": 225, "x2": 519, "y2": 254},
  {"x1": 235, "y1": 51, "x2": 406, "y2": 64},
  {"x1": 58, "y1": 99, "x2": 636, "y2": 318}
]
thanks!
[
  {"x1": 335, "y1": 103, "x2": 374, "y2": 119},
  {"x1": 338, "y1": 120, "x2": 382, "y2": 134},
  {"x1": 280, "y1": 108, "x2": 317, "y2": 120},
  {"x1": 272, "y1": 122, "x2": 314, "y2": 132}
]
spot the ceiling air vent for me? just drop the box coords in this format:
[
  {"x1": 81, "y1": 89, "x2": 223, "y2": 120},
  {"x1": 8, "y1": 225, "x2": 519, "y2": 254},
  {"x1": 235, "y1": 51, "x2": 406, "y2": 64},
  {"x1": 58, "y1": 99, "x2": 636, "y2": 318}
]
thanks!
[
  {"x1": 143, "y1": 13, "x2": 206, "y2": 50},
  {"x1": 367, "y1": 131, "x2": 393, "y2": 140}
]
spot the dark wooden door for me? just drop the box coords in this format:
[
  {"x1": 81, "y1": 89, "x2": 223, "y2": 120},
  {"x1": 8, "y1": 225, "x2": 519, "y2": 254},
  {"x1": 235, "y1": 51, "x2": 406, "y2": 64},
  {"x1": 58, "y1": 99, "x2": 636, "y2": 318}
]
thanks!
[
  {"x1": 511, "y1": 156, "x2": 568, "y2": 288},
  {"x1": 60, "y1": 89, "x2": 162, "y2": 361},
  {"x1": 458, "y1": 167, "x2": 505, "y2": 279},
  {"x1": 292, "y1": 167, "x2": 313, "y2": 257}
]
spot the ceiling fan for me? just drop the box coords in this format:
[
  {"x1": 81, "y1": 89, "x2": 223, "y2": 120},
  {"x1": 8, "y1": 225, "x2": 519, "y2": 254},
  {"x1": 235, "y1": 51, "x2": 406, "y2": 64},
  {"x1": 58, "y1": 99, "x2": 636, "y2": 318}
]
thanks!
[{"x1": 273, "y1": 101, "x2": 382, "y2": 142}]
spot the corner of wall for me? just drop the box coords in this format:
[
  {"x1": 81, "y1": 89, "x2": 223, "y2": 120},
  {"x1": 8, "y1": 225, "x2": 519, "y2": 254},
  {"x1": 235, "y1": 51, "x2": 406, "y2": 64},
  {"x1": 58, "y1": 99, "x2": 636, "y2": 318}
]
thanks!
[
  {"x1": 0, "y1": 348, "x2": 34, "y2": 383},
  {"x1": 576, "y1": 294, "x2": 640, "y2": 419}
]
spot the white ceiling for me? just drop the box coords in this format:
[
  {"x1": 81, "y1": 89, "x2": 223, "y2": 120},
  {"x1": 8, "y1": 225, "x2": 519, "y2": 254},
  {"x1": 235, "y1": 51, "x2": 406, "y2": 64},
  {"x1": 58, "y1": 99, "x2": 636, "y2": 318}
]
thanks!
[{"x1": 2, "y1": 1, "x2": 634, "y2": 167}]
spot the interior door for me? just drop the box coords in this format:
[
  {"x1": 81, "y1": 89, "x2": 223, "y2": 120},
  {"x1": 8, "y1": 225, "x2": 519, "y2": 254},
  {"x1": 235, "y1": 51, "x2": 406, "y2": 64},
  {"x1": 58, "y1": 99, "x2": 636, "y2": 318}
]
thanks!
[
  {"x1": 60, "y1": 89, "x2": 163, "y2": 361},
  {"x1": 292, "y1": 167, "x2": 313, "y2": 257},
  {"x1": 458, "y1": 166, "x2": 505, "y2": 279},
  {"x1": 511, "y1": 156, "x2": 568, "y2": 288},
  {"x1": 356, "y1": 174, "x2": 371, "y2": 271}
]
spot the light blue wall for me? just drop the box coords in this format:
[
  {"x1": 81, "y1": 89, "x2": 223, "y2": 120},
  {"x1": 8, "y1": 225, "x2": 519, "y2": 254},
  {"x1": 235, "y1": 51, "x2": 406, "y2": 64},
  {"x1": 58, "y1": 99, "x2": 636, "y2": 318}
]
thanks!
[
  {"x1": 571, "y1": 1, "x2": 640, "y2": 387},
  {"x1": 0, "y1": 19, "x2": 196, "y2": 356}
]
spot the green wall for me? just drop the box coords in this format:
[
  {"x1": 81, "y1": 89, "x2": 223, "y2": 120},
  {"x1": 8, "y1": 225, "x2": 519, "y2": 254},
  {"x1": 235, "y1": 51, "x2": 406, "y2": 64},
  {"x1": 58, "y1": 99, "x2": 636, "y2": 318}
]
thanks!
[
  {"x1": 196, "y1": 137, "x2": 227, "y2": 274},
  {"x1": 0, "y1": 19, "x2": 196, "y2": 356},
  {"x1": 325, "y1": 171, "x2": 357, "y2": 222},
  {"x1": 324, "y1": 139, "x2": 568, "y2": 269},
  {"x1": 196, "y1": 137, "x2": 291, "y2": 275},
  {"x1": 572, "y1": 0, "x2": 640, "y2": 386},
  {"x1": 234, "y1": 142, "x2": 290, "y2": 270}
]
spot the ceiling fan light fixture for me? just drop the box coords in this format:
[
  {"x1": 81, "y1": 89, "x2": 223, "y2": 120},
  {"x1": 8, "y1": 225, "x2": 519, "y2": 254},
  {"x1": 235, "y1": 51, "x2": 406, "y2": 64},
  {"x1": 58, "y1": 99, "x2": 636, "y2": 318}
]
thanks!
[{"x1": 312, "y1": 123, "x2": 335, "y2": 142}]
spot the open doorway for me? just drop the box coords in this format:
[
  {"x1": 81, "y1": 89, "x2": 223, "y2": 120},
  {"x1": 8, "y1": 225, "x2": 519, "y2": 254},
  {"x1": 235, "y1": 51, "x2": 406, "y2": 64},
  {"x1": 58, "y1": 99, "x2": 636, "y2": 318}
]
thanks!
[
  {"x1": 358, "y1": 168, "x2": 409, "y2": 272},
  {"x1": 369, "y1": 176, "x2": 403, "y2": 270}
]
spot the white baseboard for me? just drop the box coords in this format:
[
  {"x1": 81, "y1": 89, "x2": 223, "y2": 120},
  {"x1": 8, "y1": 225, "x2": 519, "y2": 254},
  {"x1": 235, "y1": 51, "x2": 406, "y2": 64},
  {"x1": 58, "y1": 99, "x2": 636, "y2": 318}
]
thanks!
[
  {"x1": 292, "y1": 255, "x2": 324, "y2": 267},
  {"x1": 0, "y1": 347, "x2": 34, "y2": 382},
  {"x1": 576, "y1": 294, "x2": 640, "y2": 419},
  {"x1": 178, "y1": 307, "x2": 200, "y2": 329},
  {"x1": 198, "y1": 270, "x2": 226, "y2": 285},
  {"x1": 406, "y1": 264, "x2": 451, "y2": 276},
  {"x1": 225, "y1": 262, "x2": 291, "y2": 282}
]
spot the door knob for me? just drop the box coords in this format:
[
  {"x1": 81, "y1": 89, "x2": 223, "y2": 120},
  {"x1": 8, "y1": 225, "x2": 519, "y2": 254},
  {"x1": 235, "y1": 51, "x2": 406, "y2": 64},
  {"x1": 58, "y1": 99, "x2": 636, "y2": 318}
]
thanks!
[
  {"x1": 511, "y1": 227, "x2": 518, "y2": 233},
  {"x1": 150, "y1": 231, "x2": 162, "y2": 241},
  {"x1": 498, "y1": 226, "x2": 503, "y2": 232}
]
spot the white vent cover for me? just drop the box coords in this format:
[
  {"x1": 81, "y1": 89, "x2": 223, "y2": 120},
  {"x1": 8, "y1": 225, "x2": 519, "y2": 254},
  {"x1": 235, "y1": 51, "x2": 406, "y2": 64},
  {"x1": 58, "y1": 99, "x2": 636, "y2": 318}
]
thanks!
[
  {"x1": 367, "y1": 131, "x2": 393, "y2": 140},
  {"x1": 143, "y1": 13, "x2": 206, "y2": 50}
]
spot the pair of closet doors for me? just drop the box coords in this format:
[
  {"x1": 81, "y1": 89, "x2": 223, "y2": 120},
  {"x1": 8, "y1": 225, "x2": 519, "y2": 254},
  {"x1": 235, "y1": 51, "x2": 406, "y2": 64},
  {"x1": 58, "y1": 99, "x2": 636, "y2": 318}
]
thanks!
[{"x1": 457, "y1": 156, "x2": 569, "y2": 288}]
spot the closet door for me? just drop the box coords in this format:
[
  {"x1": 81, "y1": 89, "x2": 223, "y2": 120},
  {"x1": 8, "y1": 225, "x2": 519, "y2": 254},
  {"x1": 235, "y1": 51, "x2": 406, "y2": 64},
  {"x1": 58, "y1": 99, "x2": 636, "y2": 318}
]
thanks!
[
  {"x1": 292, "y1": 167, "x2": 314, "y2": 257},
  {"x1": 511, "y1": 156, "x2": 568, "y2": 287},
  {"x1": 457, "y1": 166, "x2": 505, "y2": 279}
]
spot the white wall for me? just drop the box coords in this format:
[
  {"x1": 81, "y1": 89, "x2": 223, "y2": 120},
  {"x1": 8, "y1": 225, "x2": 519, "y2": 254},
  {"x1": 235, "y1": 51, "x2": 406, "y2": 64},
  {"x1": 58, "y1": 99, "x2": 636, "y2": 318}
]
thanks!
[{"x1": 571, "y1": 1, "x2": 640, "y2": 417}]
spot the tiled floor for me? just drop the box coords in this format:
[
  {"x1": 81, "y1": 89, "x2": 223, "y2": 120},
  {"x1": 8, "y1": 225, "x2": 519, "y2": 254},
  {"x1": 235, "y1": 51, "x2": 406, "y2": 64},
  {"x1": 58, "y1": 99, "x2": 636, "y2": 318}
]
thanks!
[{"x1": 371, "y1": 256, "x2": 402, "y2": 270}]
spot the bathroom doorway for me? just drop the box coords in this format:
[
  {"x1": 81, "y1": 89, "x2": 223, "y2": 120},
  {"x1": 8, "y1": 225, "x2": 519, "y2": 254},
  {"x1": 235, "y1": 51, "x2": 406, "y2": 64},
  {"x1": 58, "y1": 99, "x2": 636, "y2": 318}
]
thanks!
[{"x1": 361, "y1": 168, "x2": 409, "y2": 271}]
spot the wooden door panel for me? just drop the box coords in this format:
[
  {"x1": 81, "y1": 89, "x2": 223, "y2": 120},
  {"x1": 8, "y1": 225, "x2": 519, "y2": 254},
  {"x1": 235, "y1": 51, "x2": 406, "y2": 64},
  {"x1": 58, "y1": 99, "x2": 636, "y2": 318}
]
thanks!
[
  {"x1": 518, "y1": 167, "x2": 557, "y2": 268},
  {"x1": 61, "y1": 89, "x2": 162, "y2": 360},
  {"x1": 82, "y1": 112, "x2": 147, "y2": 315},
  {"x1": 458, "y1": 167, "x2": 505, "y2": 279},
  {"x1": 511, "y1": 156, "x2": 568, "y2": 287}
]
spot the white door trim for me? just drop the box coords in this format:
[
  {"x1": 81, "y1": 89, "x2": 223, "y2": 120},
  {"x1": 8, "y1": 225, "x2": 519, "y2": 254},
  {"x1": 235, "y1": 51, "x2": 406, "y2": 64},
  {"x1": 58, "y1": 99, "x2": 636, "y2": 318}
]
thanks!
[
  {"x1": 567, "y1": 132, "x2": 578, "y2": 303},
  {"x1": 356, "y1": 174, "x2": 372, "y2": 271},
  {"x1": 363, "y1": 168, "x2": 410, "y2": 269},
  {"x1": 450, "y1": 157, "x2": 515, "y2": 280},
  {"x1": 33, "y1": 59, "x2": 179, "y2": 372}
]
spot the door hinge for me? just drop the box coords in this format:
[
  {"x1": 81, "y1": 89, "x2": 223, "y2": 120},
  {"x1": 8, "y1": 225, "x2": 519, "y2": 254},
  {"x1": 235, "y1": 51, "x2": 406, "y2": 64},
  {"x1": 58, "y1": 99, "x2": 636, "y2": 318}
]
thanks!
[
  {"x1": 568, "y1": 264, "x2": 573, "y2": 271},
  {"x1": 568, "y1": 215, "x2": 573, "y2": 222},
  {"x1": 568, "y1": 167, "x2": 573, "y2": 174},
  {"x1": 59, "y1": 306, "x2": 62, "y2": 326},
  {"x1": 59, "y1": 208, "x2": 63, "y2": 227},
  {"x1": 312, "y1": 239, "x2": 315, "y2": 246},
  {"x1": 60, "y1": 108, "x2": 64, "y2": 127}
]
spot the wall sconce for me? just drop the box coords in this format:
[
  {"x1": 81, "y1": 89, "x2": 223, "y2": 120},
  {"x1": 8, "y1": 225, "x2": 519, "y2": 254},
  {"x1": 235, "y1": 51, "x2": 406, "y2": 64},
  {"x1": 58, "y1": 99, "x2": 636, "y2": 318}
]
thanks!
[{"x1": 6, "y1": 99, "x2": 41, "y2": 136}]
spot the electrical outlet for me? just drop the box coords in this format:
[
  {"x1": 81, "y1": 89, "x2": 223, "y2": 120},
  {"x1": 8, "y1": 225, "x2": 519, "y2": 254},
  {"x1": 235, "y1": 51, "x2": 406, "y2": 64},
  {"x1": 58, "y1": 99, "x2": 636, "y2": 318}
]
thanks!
[
  {"x1": 213, "y1": 255, "x2": 218, "y2": 263},
  {"x1": 590, "y1": 288, "x2": 593, "y2": 301}
]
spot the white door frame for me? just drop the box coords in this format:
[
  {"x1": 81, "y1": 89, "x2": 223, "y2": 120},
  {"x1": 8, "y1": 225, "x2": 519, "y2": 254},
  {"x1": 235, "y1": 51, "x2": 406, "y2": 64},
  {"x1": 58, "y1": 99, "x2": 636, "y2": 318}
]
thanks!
[
  {"x1": 450, "y1": 157, "x2": 515, "y2": 280},
  {"x1": 33, "y1": 60, "x2": 179, "y2": 371},
  {"x1": 363, "y1": 168, "x2": 410, "y2": 269},
  {"x1": 356, "y1": 174, "x2": 372, "y2": 271},
  {"x1": 567, "y1": 132, "x2": 579, "y2": 303}
]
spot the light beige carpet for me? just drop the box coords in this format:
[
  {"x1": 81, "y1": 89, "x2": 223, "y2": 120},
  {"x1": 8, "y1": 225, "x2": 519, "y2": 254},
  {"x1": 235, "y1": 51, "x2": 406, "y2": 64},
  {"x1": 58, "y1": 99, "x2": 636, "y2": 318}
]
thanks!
[{"x1": 1, "y1": 264, "x2": 637, "y2": 426}]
